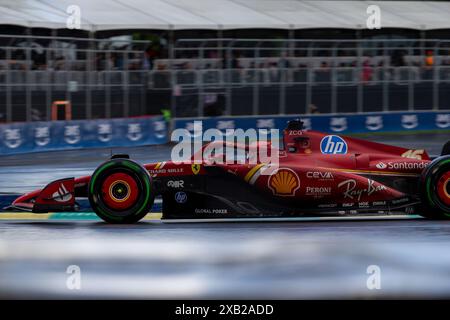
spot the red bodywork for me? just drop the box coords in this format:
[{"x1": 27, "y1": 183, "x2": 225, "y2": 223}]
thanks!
[{"x1": 12, "y1": 128, "x2": 431, "y2": 217}]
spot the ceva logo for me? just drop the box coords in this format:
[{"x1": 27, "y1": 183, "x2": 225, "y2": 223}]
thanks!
[{"x1": 320, "y1": 135, "x2": 348, "y2": 155}]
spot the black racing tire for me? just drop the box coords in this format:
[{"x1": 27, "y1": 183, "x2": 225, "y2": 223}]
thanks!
[
  {"x1": 419, "y1": 155, "x2": 450, "y2": 219},
  {"x1": 88, "y1": 158, "x2": 154, "y2": 223}
]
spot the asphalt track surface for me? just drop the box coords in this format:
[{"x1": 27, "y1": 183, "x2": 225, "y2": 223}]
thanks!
[{"x1": 0, "y1": 133, "x2": 450, "y2": 299}]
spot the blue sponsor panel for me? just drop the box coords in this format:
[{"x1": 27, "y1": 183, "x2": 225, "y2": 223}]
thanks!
[
  {"x1": 173, "y1": 111, "x2": 450, "y2": 137},
  {"x1": 0, "y1": 116, "x2": 168, "y2": 154}
]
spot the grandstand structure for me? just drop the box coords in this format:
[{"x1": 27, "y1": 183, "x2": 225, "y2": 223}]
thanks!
[{"x1": 0, "y1": 0, "x2": 450, "y2": 121}]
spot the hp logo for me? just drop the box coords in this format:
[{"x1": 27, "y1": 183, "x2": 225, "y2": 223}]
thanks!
[
  {"x1": 320, "y1": 135, "x2": 348, "y2": 155},
  {"x1": 175, "y1": 191, "x2": 187, "y2": 204}
]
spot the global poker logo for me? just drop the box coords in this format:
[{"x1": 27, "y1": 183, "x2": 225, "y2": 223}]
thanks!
[{"x1": 320, "y1": 135, "x2": 348, "y2": 154}]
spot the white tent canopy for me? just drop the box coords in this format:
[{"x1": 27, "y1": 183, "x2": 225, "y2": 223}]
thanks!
[{"x1": 0, "y1": 0, "x2": 449, "y2": 31}]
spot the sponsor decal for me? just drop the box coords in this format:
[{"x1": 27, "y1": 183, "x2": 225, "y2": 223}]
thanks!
[
  {"x1": 64, "y1": 125, "x2": 81, "y2": 144},
  {"x1": 97, "y1": 123, "x2": 112, "y2": 142},
  {"x1": 342, "y1": 203, "x2": 354, "y2": 207},
  {"x1": 318, "y1": 203, "x2": 338, "y2": 208},
  {"x1": 127, "y1": 123, "x2": 143, "y2": 141},
  {"x1": 35, "y1": 127, "x2": 50, "y2": 146},
  {"x1": 52, "y1": 183, "x2": 72, "y2": 202},
  {"x1": 401, "y1": 149, "x2": 424, "y2": 160},
  {"x1": 330, "y1": 117, "x2": 347, "y2": 132},
  {"x1": 268, "y1": 168, "x2": 300, "y2": 196},
  {"x1": 256, "y1": 119, "x2": 275, "y2": 129},
  {"x1": 245, "y1": 163, "x2": 270, "y2": 185},
  {"x1": 358, "y1": 202, "x2": 370, "y2": 208},
  {"x1": 167, "y1": 180, "x2": 185, "y2": 188},
  {"x1": 338, "y1": 178, "x2": 387, "y2": 201},
  {"x1": 401, "y1": 115, "x2": 418, "y2": 129},
  {"x1": 191, "y1": 164, "x2": 201, "y2": 175},
  {"x1": 376, "y1": 160, "x2": 427, "y2": 170},
  {"x1": 320, "y1": 135, "x2": 348, "y2": 155},
  {"x1": 195, "y1": 208, "x2": 228, "y2": 214},
  {"x1": 154, "y1": 162, "x2": 166, "y2": 170},
  {"x1": 216, "y1": 120, "x2": 235, "y2": 130},
  {"x1": 436, "y1": 114, "x2": 450, "y2": 129},
  {"x1": 391, "y1": 197, "x2": 410, "y2": 205},
  {"x1": 153, "y1": 120, "x2": 167, "y2": 139},
  {"x1": 305, "y1": 186, "x2": 332, "y2": 196},
  {"x1": 387, "y1": 161, "x2": 428, "y2": 170},
  {"x1": 302, "y1": 118, "x2": 312, "y2": 131},
  {"x1": 306, "y1": 171, "x2": 334, "y2": 180},
  {"x1": 279, "y1": 150, "x2": 287, "y2": 158},
  {"x1": 288, "y1": 130, "x2": 303, "y2": 135},
  {"x1": 149, "y1": 167, "x2": 184, "y2": 175},
  {"x1": 3, "y1": 128, "x2": 22, "y2": 149},
  {"x1": 175, "y1": 191, "x2": 187, "y2": 204},
  {"x1": 405, "y1": 206, "x2": 415, "y2": 214},
  {"x1": 376, "y1": 162, "x2": 387, "y2": 169},
  {"x1": 365, "y1": 116, "x2": 383, "y2": 131}
]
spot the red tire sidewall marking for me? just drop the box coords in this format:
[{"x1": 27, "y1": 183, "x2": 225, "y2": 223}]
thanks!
[
  {"x1": 101, "y1": 172, "x2": 139, "y2": 210},
  {"x1": 436, "y1": 171, "x2": 450, "y2": 207}
]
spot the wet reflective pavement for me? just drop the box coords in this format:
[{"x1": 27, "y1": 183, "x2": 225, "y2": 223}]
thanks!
[{"x1": 2, "y1": 218, "x2": 450, "y2": 298}]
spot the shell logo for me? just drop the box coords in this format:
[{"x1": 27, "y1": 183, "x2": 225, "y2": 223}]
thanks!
[{"x1": 268, "y1": 168, "x2": 300, "y2": 196}]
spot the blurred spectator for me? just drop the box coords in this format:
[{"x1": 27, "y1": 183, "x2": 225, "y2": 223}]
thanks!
[
  {"x1": 142, "y1": 50, "x2": 151, "y2": 70},
  {"x1": 320, "y1": 61, "x2": 330, "y2": 70},
  {"x1": 268, "y1": 62, "x2": 280, "y2": 82},
  {"x1": 390, "y1": 49, "x2": 406, "y2": 67},
  {"x1": 54, "y1": 56, "x2": 65, "y2": 70},
  {"x1": 203, "y1": 93, "x2": 223, "y2": 116},
  {"x1": 308, "y1": 104, "x2": 320, "y2": 114},
  {"x1": 222, "y1": 51, "x2": 240, "y2": 69},
  {"x1": 425, "y1": 50, "x2": 434, "y2": 67},
  {"x1": 361, "y1": 60, "x2": 373, "y2": 83},
  {"x1": 278, "y1": 52, "x2": 291, "y2": 69}
]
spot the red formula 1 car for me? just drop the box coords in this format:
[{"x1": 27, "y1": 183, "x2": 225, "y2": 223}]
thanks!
[{"x1": 11, "y1": 119, "x2": 450, "y2": 223}]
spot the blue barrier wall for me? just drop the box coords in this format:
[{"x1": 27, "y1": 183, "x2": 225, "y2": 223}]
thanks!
[
  {"x1": 0, "y1": 116, "x2": 168, "y2": 154},
  {"x1": 173, "y1": 111, "x2": 450, "y2": 135}
]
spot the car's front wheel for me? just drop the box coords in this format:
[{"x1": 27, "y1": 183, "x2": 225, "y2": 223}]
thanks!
[
  {"x1": 419, "y1": 155, "x2": 450, "y2": 219},
  {"x1": 88, "y1": 158, "x2": 154, "y2": 223}
]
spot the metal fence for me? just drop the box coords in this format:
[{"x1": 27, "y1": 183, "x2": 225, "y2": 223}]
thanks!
[{"x1": 1, "y1": 36, "x2": 450, "y2": 121}]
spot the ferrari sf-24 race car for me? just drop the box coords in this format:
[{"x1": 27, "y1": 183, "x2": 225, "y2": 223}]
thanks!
[{"x1": 10, "y1": 119, "x2": 450, "y2": 223}]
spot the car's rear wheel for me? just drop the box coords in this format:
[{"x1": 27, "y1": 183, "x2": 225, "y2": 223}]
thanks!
[
  {"x1": 419, "y1": 155, "x2": 450, "y2": 219},
  {"x1": 88, "y1": 158, "x2": 154, "y2": 223}
]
